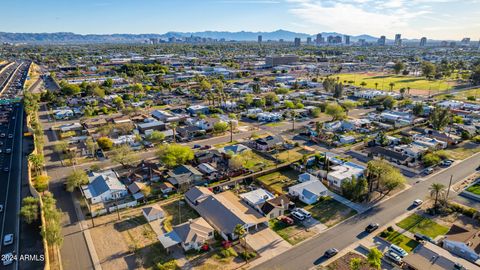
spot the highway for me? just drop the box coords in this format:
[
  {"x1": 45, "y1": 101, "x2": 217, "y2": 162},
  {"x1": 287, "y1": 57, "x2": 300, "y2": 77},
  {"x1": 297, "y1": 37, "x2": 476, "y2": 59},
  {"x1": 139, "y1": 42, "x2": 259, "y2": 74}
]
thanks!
[
  {"x1": 0, "y1": 104, "x2": 23, "y2": 269},
  {"x1": 252, "y1": 153, "x2": 480, "y2": 270}
]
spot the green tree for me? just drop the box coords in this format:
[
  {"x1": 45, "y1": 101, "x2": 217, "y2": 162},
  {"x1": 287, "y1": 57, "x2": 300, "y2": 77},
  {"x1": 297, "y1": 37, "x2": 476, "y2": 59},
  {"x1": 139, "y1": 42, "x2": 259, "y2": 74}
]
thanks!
[
  {"x1": 34, "y1": 174, "x2": 50, "y2": 192},
  {"x1": 284, "y1": 100, "x2": 295, "y2": 109},
  {"x1": 28, "y1": 153, "x2": 44, "y2": 175},
  {"x1": 157, "y1": 144, "x2": 194, "y2": 168},
  {"x1": 430, "y1": 183, "x2": 446, "y2": 210},
  {"x1": 349, "y1": 257, "x2": 364, "y2": 270},
  {"x1": 393, "y1": 61, "x2": 405, "y2": 74},
  {"x1": 422, "y1": 153, "x2": 441, "y2": 167},
  {"x1": 367, "y1": 248, "x2": 382, "y2": 269},
  {"x1": 429, "y1": 106, "x2": 451, "y2": 130},
  {"x1": 20, "y1": 197, "x2": 40, "y2": 224},
  {"x1": 148, "y1": 130, "x2": 166, "y2": 142},
  {"x1": 382, "y1": 96, "x2": 395, "y2": 110},
  {"x1": 325, "y1": 103, "x2": 346, "y2": 121},
  {"x1": 388, "y1": 82, "x2": 395, "y2": 92},
  {"x1": 264, "y1": 92, "x2": 279, "y2": 106},
  {"x1": 341, "y1": 101, "x2": 356, "y2": 115},
  {"x1": 412, "y1": 102, "x2": 424, "y2": 116},
  {"x1": 421, "y1": 61, "x2": 436, "y2": 79},
  {"x1": 213, "y1": 121, "x2": 229, "y2": 133},
  {"x1": 110, "y1": 144, "x2": 137, "y2": 168},
  {"x1": 333, "y1": 83, "x2": 344, "y2": 98},
  {"x1": 97, "y1": 137, "x2": 113, "y2": 150},
  {"x1": 66, "y1": 170, "x2": 89, "y2": 192}
]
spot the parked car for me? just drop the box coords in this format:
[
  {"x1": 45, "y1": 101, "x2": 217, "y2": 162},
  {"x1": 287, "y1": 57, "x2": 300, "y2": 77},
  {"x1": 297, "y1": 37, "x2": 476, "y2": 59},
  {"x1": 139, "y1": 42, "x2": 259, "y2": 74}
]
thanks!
[
  {"x1": 414, "y1": 233, "x2": 434, "y2": 243},
  {"x1": 424, "y1": 168, "x2": 434, "y2": 175},
  {"x1": 389, "y1": 244, "x2": 408, "y2": 258},
  {"x1": 413, "y1": 199, "x2": 423, "y2": 206},
  {"x1": 192, "y1": 144, "x2": 201, "y2": 149},
  {"x1": 441, "y1": 159, "x2": 453, "y2": 167},
  {"x1": 385, "y1": 250, "x2": 403, "y2": 264},
  {"x1": 0, "y1": 204, "x2": 3, "y2": 212},
  {"x1": 324, "y1": 248, "x2": 339, "y2": 258},
  {"x1": 365, "y1": 223, "x2": 379, "y2": 233},
  {"x1": 280, "y1": 216, "x2": 294, "y2": 225},
  {"x1": 294, "y1": 208, "x2": 312, "y2": 219},
  {"x1": 5, "y1": 149, "x2": 11, "y2": 154},
  {"x1": 291, "y1": 211, "x2": 305, "y2": 221},
  {"x1": 3, "y1": 234, "x2": 13, "y2": 246}
]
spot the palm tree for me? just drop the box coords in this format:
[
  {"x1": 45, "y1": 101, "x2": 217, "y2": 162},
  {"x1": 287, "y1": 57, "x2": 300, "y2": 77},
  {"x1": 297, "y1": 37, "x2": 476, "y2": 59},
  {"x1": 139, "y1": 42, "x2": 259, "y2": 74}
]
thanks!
[
  {"x1": 360, "y1": 81, "x2": 367, "y2": 89},
  {"x1": 400, "y1": 88, "x2": 406, "y2": 99},
  {"x1": 367, "y1": 248, "x2": 382, "y2": 270},
  {"x1": 374, "y1": 82, "x2": 379, "y2": 89},
  {"x1": 170, "y1": 122, "x2": 178, "y2": 143},
  {"x1": 430, "y1": 183, "x2": 446, "y2": 209},
  {"x1": 290, "y1": 110, "x2": 298, "y2": 131},
  {"x1": 234, "y1": 224, "x2": 248, "y2": 261},
  {"x1": 389, "y1": 82, "x2": 395, "y2": 92},
  {"x1": 28, "y1": 154, "x2": 44, "y2": 175}
]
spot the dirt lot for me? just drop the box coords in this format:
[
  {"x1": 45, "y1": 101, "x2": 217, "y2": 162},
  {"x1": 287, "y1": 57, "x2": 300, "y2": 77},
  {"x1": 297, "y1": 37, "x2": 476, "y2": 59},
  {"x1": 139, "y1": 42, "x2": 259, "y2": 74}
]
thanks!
[{"x1": 326, "y1": 252, "x2": 369, "y2": 270}]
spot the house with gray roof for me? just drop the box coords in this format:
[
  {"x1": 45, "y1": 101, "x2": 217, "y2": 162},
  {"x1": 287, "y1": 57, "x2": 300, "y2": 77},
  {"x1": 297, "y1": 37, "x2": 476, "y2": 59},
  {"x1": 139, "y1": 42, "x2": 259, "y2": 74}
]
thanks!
[
  {"x1": 167, "y1": 165, "x2": 204, "y2": 188},
  {"x1": 288, "y1": 180, "x2": 328, "y2": 205},
  {"x1": 82, "y1": 170, "x2": 128, "y2": 204}
]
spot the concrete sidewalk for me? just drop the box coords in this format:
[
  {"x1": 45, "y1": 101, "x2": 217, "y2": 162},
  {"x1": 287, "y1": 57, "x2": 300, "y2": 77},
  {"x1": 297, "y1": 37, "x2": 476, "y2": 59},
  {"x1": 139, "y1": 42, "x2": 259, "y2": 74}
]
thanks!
[{"x1": 328, "y1": 191, "x2": 369, "y2": 213}]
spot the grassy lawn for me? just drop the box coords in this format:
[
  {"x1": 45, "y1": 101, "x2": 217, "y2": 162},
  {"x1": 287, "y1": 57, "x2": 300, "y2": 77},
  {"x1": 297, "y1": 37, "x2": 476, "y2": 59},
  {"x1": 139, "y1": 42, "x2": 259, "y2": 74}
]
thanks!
[
  {"x1": 396, "y1": 214, "x2": 450, "y2": 238},
  {"x1": 263, "y1": 122, "x2": 285, "y2": 127},
  {"x1": 275, "y1": 148, "x2": 304, "y2": 163},
  {"x1": 443, "y1": 142, "x2": 480, "y2": 160},
  {"x1": 466, "y1": 182, "x2": 480, "y2": 195},
  {"x1": 333, "y1": 73, "x2": 456, "y2": 92},
  {"x1": 436, "y1": 88, "x2": 480, "y2": 102},
  {"x1": 242, "y1": 151, "x2": 275, "y2": 172},
  {"x1": 161, "y1": 199, "x2": 199, "y2": 231},
  {"x1": 268, "y1": 219, "x2": 315, "y2": 245},
  {"x1": 302, "y1": 197, "x2": 357, "y2": 227},
  {"x1": 256, "y1": 169, "x2": 300, "y2": 194},
  {"x1": 380, "y1": 230, "x2": 419, "y2": 252}
]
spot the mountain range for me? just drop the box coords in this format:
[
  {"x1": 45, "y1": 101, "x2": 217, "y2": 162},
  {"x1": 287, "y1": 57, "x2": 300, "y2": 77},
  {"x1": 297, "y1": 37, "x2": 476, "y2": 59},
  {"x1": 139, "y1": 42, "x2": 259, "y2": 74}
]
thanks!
[{"x1": 0, "y1": 29, "x2": 379, "y2": 44}]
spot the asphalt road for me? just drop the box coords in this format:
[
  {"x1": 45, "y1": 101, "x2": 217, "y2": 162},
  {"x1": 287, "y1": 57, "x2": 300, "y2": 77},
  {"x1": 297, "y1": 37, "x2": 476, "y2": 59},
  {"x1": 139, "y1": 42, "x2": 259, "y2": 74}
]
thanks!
[
  {"x1": 0, "y1": 105, "x2": 23, "y2": 269},
  {"x1": 253, "y1": 152, "x2": 480, "y2": 270}
]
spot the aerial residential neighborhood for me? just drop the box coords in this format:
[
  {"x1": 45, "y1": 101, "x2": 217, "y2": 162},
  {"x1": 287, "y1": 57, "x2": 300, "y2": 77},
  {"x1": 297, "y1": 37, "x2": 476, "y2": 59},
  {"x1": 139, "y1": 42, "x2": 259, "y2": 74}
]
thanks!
[{"x1": 1, "y1": 1, "x2": 480, "y2": 270}]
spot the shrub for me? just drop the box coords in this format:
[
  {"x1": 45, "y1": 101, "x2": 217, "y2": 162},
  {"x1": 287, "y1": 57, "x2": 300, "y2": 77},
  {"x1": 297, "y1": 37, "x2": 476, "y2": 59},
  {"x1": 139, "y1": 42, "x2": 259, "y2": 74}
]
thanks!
[
  {"x1": 155, "y1": 260, "x2": 179, "y2": 270},
  {"x1": 387, "y1": 226, "x2": 394, "y2": 232},
  {"x1": 380, "y1": 231, "x2": 390, "y2": 238},
  {"x1": 473, "y1": 135, "x2": 480, "y2": 144},
  {"x1": 219, "y1": 247, "x2": 238, "y2": 258},
  {"x1": 241, "y1": 251, "x2": 257, "y2": 260}
]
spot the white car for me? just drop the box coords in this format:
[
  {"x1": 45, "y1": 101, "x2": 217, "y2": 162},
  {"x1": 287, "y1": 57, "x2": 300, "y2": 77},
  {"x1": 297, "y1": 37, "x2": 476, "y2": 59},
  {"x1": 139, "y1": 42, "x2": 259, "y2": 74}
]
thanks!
[
  {"x1": 413, "y1": 199, "x2": 423, "y2": 206},
  {"x1": 2, "y1": 252, "x2": 13, "y2": 266},
  {"x1": 3, "y1": 234, "x2": 13, "y2": 246},
  {"x1": 291, "y1": 211, "x2": 306, "y2": 221},
  {"x1": 294, "y1": 208, "x2": 312, "y2": 219},
  {"x1": 386, "y1": 251, "x2": 403, "y2": 264}
]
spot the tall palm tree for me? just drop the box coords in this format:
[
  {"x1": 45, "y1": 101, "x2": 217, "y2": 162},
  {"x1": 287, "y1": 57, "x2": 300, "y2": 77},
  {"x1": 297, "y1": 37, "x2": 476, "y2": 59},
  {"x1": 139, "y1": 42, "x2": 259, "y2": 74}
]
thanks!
[
  {"x1": 170, "y1": 122, "x2": 178, "y2": 143},
  {"x1": 234, "y1": 224, "x2": 248, "y2": 261},
  {"x1": 374, "y1": 82, "x2": 379, "y2": 89},
  {"x1": 430, "y1": 183, "x2": 446, "y2": 209},
  {"x1": 389, "y1": 82, "x2": 395, "y2": 92}
]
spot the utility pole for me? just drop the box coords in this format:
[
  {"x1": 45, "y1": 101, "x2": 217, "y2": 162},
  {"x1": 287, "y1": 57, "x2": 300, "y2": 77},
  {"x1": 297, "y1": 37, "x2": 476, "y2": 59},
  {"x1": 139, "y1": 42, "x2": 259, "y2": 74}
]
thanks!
[
  {"x1": 446, "y1": 175, "x2": 453, "y2": 201},
  {"x1": 230, "y1": 121, "x2": 233, "y2": 142}
]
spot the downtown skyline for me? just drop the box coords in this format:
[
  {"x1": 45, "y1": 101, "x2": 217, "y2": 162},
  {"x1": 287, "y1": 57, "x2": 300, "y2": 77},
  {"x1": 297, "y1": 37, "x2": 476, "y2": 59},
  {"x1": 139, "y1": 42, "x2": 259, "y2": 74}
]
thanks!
[{"x1": 1, "y1": 0, "x2": 479, "y2": 40}]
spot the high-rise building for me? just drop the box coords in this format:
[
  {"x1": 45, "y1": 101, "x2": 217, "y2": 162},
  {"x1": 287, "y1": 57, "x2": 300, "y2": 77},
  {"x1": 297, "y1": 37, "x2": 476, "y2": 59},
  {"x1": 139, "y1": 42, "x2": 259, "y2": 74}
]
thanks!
[
  {"x1": 394, "y1": 34, "x2": 402, "y2": 46},
  {"x1": 327, "y1": 35, "x2": 342, "y2": 44},
  {"x1": 461, "y1": 37, "x2": 471, "y2": 46},
  {"x1": 294, "y1": 37, "x2": 301, "y2": 47},
  {"x1": 358, "y1": 39, "x2": 366, "y2": 46},
  {"x1": 377, "y1": 36, "x2": 386, "y2": 46},
  {"x1": 420, "y1": 37, "x2": 427, "y2": 47},
  {"x1": 306, "y1": 37, "x2": 312, "y2": 45},
  {"x1": 258, "y1": 35, "x2": 262, "y2": 43},
  {"x1": 344, "y1": 35, "x2": 350, "y2": 45},
  {"x1": 265, "y1": 55, "x2": 299, "y2": 67},
  {"x1": 316, "y1": 33, "x2": 323, "y2": 45}
]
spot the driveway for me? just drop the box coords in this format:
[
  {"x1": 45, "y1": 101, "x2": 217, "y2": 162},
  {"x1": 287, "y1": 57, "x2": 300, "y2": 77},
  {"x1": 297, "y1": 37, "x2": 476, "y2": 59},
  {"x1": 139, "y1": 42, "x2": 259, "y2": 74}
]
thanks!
[{"x1": 246, "y1": 227, "x2": 291, "y2": 258}]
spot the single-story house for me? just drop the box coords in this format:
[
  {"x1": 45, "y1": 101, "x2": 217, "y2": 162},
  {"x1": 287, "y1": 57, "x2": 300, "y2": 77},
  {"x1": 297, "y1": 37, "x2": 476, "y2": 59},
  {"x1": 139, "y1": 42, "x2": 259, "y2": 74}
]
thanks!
[
  {"x1": 217, "y1": 144, "x2": 251, "y2": 155},
  {"x1": 252, "y1": 135, "x2": 283, "y2": 151},
  {"x1": 142, "y1": 204, "x2": 165, "y2": 222},
  {"x1": 442, "y1": 224, "x2": 480, "y2": 263},
  {"x1": 159, "y1": 217, "x2": 214, "y2": 252},
  {"x1": 185, "y1": 187, "x2": 268, "y2": 240},
  {"x1": 82, "y1": 170, "x2": 128, "y2": 204},
  {"x1": 167, "y1": 165, "x2": 204, "y2": 188},
  {"x1": 298, "y1": 173, "x2": 318, "y2": 183},
  {"x1": 260, "y1": 195, "x2": 290, "y2": 219},
  {"x1": 327, "y1": 162, "x2": 365, "y2": 189},
  {"x1": 288, "y1": 180, "x2": 328, "y2": 205},
  {"x1": 239, "y1": 189, "x2": 275, "y2": 211}
]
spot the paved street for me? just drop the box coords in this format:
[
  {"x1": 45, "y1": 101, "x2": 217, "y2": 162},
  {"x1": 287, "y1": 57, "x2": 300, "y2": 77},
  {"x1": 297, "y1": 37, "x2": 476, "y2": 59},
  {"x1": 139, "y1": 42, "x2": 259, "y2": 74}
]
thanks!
[{"x1": 252, "y1": 152, "x2": 480, "y2": 270}]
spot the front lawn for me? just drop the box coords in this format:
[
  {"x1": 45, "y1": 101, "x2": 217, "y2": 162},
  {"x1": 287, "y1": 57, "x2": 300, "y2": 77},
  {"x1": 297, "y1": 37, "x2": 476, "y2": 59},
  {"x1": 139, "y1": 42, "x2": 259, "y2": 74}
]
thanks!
[
  {"x1": 242, "y1": 151, "x2": 275, "y2": 172},
  {"x1": 302, "y1": 197, "x2": 357, "y2": 227},
  {"x1": 466, "y1": 182, "x2": 480, "y2": 195},
  {"x1": 256, "y1": 169, "x2": 300, "y2": 194},
  {"x1": 268, "y1": 219, "x2": 315, "y2": 245},
  {"x1": 443, "y1": 142, "x2": 480, "y2": 160},
  {"x1": 275, "y1": 148, "x2": 304, "y2": 163},
  {"x1": 396, "y1": 214, "x2": 450, "y2": 239},
  {"x1": 380, "y1": 230, "x2": 419, "y2": 252}
]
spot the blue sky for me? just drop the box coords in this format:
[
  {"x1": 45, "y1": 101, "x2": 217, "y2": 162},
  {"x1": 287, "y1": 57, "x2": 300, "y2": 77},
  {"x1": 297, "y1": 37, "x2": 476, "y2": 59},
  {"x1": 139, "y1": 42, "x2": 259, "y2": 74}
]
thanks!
[{"x1": 1, "y1": 0, "x2": 479, "y2": 40}]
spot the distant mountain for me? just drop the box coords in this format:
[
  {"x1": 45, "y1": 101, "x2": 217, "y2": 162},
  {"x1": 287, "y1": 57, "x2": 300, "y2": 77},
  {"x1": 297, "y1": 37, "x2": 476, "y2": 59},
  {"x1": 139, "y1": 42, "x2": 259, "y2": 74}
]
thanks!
[{"x1": 0, "y1": 30, "x2": 380, "y2": 44}]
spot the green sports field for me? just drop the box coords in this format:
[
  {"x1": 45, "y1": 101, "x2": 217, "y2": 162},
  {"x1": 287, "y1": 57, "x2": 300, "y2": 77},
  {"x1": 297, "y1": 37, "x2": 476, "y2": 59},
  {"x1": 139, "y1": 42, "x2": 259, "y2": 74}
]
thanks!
[{"x1": 330, "y1": 73, "x2": 457, "y2": 94}]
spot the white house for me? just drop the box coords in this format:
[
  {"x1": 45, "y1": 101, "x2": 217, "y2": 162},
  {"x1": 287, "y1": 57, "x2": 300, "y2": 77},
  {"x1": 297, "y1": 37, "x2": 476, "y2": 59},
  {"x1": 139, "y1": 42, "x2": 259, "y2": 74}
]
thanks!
[
  {"x1": 82, "y1": 170, "x2": 128, "y2": 204},
  {"x1": 288, "y1": 180, "x2": 328, "y2": 205},
  {"x1": 239, "y1": 189, "x2": 275, "y2": 212},
  {"x1": 142, "y1": 204, "x2": 165, "y2": 222},
  {"x1": 327, "y1": 162, "x2": 365, "y2": 189},
  {"x1": 158, "y1": 217, "x2": 215, "y2": 252}
]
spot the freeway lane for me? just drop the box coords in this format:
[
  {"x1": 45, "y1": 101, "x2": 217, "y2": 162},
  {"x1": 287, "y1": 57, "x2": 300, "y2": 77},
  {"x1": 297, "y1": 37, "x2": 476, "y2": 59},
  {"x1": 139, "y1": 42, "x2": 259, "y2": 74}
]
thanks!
[
  {"x1": 253, "y1": 153, "x2": 480, "y2": 270},
  {"x1": 0, "y1": 105, "x2": 23, "y2": 269}
]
